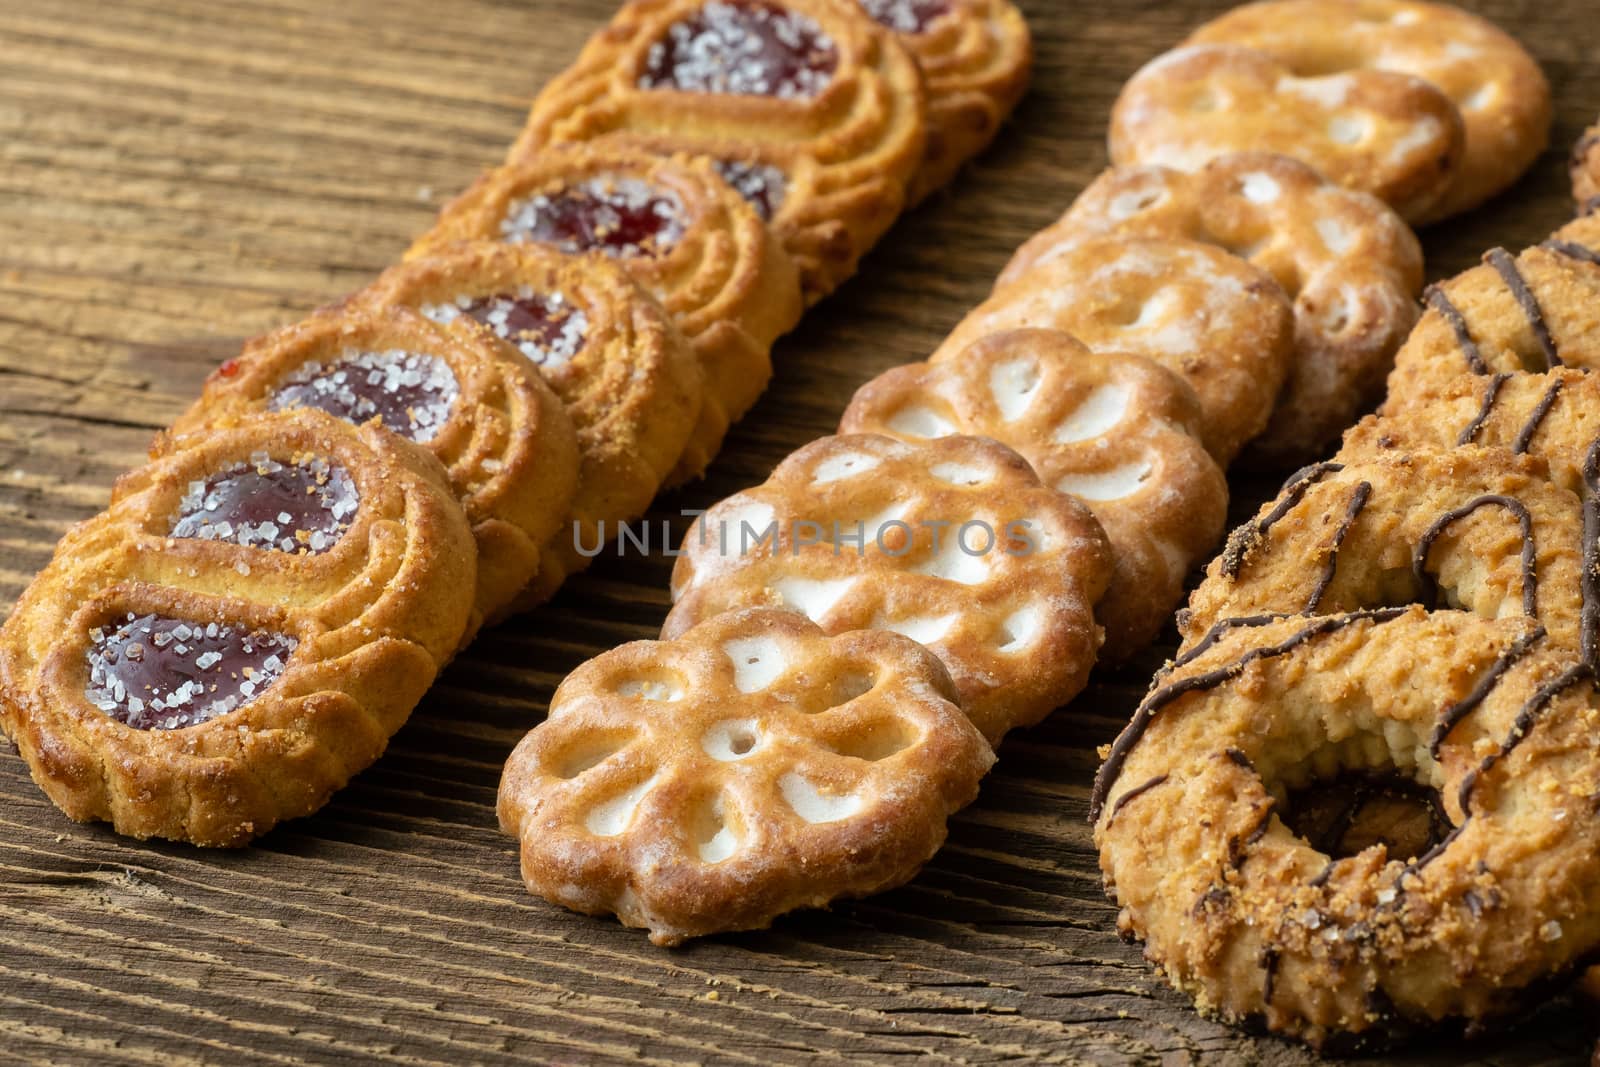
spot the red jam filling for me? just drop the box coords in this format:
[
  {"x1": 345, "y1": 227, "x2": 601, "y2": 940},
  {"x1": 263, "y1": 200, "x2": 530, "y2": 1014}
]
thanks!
[
  {"x1": 640, "y1": 0, "x2": 838, "y2": 99},
  {"x1": 713, "y1": 159, "x2": 788, "y2": 220},
  {"x1": 268, "y1": 349, "x2": 459, "y2": 444},
  {"x1": 172, "y1": 455, "x2": 357, "y2": 555},
  {"x1": 424, "y1": 288, "x2": 590, "y2": 369},
  {"x1": 500, "y1": 177, "x2": 686, "y2": 259},
  {"x1": 85, "y1": 613, "x2": 296, "y2": 730},
  {"x1": 859, "y1": 0, "x2": 951, "y2": 33}
]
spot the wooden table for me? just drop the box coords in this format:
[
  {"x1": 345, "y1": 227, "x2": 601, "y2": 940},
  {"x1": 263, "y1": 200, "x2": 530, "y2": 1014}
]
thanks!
[{"x1": 2, "y1": 1, "x2": 1596, "y2": 1062}]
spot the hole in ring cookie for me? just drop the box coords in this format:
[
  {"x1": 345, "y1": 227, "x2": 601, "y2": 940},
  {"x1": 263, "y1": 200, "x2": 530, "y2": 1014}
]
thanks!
[
  {"x1": 701, "y1": 718, "x2": 763, "y2": 761},
  {"x1": 1281, "y1": 772, "x2": 1450, "y2": 863}
]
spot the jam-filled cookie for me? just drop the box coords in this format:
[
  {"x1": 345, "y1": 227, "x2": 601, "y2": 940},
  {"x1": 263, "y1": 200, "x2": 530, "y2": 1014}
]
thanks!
[
  {"x1": 0, "y1": 410, "x2": 477, "y2": 846},
  {"x1": 1109, "y1": 44, "x2": 1463, "y2": 223},
  {"x1": 841, "y1": 329, "x2": 1226, "y2": 660},
  {"x1": 511, "y1": 0, "x2": 928, "y2": 302},
  {"x1": 353, "y1": 243, "x2": 707, "y2": 601},
  {"x1": 857, "y1": 0, "x2": 1032, "y2": 202},
  {"x1": 170, "y1": 304, "x2": 584, "y2": 626},
  {"x1": 1189, "y1": 0, "x2": 1551, "y2": 224},
  {"x1": 933, "y1": 236, "x2": 1296, "y2": 466},
  {"x1": 498, "y1": 607, "x2": 993, "y2": 945},
  {"x1": 413, "y1": 145, "x2": 802, "y2": 483},
  {"x1": 1004, "y1": 153, "x2": 1423, "y2": 466},
  {"x1": 664, "y1": 433, "x2": 1112, "y2": 743}
]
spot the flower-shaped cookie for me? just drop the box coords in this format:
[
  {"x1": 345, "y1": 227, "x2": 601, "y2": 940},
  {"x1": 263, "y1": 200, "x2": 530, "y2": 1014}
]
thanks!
[
  {"x1": 1189, "y1": 0, "x2": 1552, "y2": 224},
  {"x1": 858, "y1": 0, "x2": 1032, "y2": 202},
  {"x1": 0, "y1": 410, "x2": 478, "y2": 845},
  {"x1": 498, "y1": 608, "x2": 994, "y2": 945},
  {"x1": 842, "y1": 330, "x2": 1226, "y2": 660},
  {"x1": 933, "y1": 236, "x2": 1296, "y2": 465},
  {"x1": 412, "y1": 145, "x2": 802, "y2": 485},
  {"x1": 511, "y1": 0, "x2": 928, "y2": 302},
  {"x1": 1109, "y1": 44, "x2": 1463, "y2": 223},
  {"x1": 170, "y1": 304, "x2": 586, "y2": 625},
  {"x1": 665, "y1": 434, "x2": 1113, "y2": 742},
  {"x1": 1003, "y1": 153, "x2": 1423, "y2": 466}
]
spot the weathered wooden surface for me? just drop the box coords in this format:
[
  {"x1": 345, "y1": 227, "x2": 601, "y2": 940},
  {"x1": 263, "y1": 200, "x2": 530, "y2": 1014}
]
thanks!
[{"x1": 2, "y1": 0, "x2": 1598, "y2": 1062}]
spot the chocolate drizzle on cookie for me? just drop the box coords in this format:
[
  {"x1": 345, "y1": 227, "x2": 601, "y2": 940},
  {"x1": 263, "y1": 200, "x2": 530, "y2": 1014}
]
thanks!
[
  {"x1": 1541, "y1": 238, "x2": 1600, "y2": 266},
  {"x1": 1425, "y1": 286, "x2": 1486, "y2": 374},
  {"x1": 1411, "y1": 495, "x2": 1537, "y2": 618},
  {"x1": 1455, "y1": 372, "x2": 1510, "y2": 446},
  {"x1": 1484, "y1": 248, "x2": 1561, "y2": 370},
  {"x1": 1304, "y1": 481, "x2": 1370, "y2": 613},
  {"x1": 1512, "y1": 378, "x2": 1564, "y2": 454},
  {"x1": 1090, "y1": 608, "x2": 1407, "y2": 821},
  {"x1": 1106, "y1": 773, "x2": 1169, "y2": 823},
  {"x1": 1219, "y1": 462, "x2": 1344, "y2": 580},
  {"x1": 1580, "y1": 436, "x2": 1600, "y2": 667},
  {"x1": 1429, "y1": 625, "x2": 1546, "y2": 757}
]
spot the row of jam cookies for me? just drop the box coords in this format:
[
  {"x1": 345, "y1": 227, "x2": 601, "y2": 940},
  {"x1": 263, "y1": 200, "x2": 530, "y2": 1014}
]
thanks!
[
  {"x1": 1090, "y1": 177, "x2": 1600, "y2": 1046},
  {"x1": 1111, "y1": 0, "x2": 1551, "y2": 226}
]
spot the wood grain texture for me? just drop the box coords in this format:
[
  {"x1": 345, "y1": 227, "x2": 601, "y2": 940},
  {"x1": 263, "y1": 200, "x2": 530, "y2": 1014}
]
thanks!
[{"x1": 2, "y1": 0, "x2": 1598, "y2": 1062}]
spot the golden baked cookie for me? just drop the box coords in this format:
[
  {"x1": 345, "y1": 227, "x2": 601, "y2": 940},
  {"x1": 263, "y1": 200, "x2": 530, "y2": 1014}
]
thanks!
[
  {"x1": 412, "y1": 145, "x2": 803, "y2": 484},
  {"x1": 857, "y1": 0, "x2": 1032, "y2": 202},
  {"x1": 510, "y1": 0, "x2": 927, "y2": 303},
  {"x1": 498, "y1": 607, "x2": 993, "y2": 945},
  {"x1": 1109, "y1": 44, "x2": 1463, "y2": 223},
  {"x1": 1572, "y1": 119, "x2": 1600, "y2": 215},
  {"x1": 663, "y1": 433, "x2": 1113, "y2": 743},
  {"x1": 352, "y1": 243, "x2": 708, "y2": 604},
  {"x1": 1189, "y1": 0, "x2": 1552, "y2": 224},
  {"x1": 1003, "y1": 153, "x2": 1423, "y2": 466},
  {"x1": 0, "y1": 410, "x2": 478, "y2": 846},
  {"x1": 169, "y1": 304, "x2": 583, "y2": 628},
  {"x1": 1382, "y1": 214, "x2": 1600, "y2": 421},
  {"x1": 933, "y1": 236, "x2": 1296, "y2": 466},
  {"x1": 840, "y1": 329, "x2": 1226, "y2": 661},
  {"x1": 1094, "y1": 607, "x2": 1600, "y2": 1049}
]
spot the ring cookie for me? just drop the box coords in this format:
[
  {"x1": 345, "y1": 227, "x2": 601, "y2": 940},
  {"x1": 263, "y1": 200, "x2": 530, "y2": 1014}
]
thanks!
[
  {"x1": 1381, "y1": 215, "x2": 1600, "y2": 422},
  {"x1": 858, "y1": 0, "x2": 1032, "y2": 202},
  {"x1": 1003, "y1": 153, "x2": 1423, "y2": 465},
  {"x1": 1094, "y1": 607, "x2": 1600, "y2": 1048},
  {"x1": 413, "y1": 145, "x2": 803, "y2": 483},
  {"x1": 664, "y1": 434, "x2": 1112, "y2": 743},
  {"x1": 1573, "y1": 119, "x2": 1600, "y2": 215},
  {"x1": 1109, "y1": 44, "x2": 1463, "y2": 223},
  {"x1": 170, "y1": 305, "x2": 583, "y2": 626},
  {"x1": 933, "y1": 235, "x2": 1295, "y2": 466},
  {"x1": 498, "y1": 607, "x2": 993, "y2": 945},
  {"x1": 0, "y1": 410, "x2": 478, "y2": 846},
  {"x1": 840, "y1": 329, "x2": 1226, "y2": 661},
  {"x1": 511, "y1": 0, "x2": 928, "y2": 303},
  {"x1": 1189, "y1": 0, "x2": 1552, "y2": 224}
]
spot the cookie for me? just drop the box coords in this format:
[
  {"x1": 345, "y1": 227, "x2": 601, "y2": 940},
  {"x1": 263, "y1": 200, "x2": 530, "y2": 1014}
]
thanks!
[
  {"x1": 664, "y1": 433, "x2": 1113, "y2": 742},
  {"x1": 858, "y1": 0, "x2": 1032, "y2": 202},
  {"x1": 1109, "y1": 44, "x2": 1463, "y2": 223},
  {"x1": 1094, "y1": 607, "x2": 1600, "y2": 1048},
  {"x1": 169, "y1": 305, "x2": 586, "y2": 627},
  {"x1": 1003, "y1": 153, "x2": 1423, "y2": 466},
  {"x1": 933, "y1": 235, "x2": 1296, "y2": 465},
  {"x1": 412, "y1": 145, "x2": 803, "y2": 484},
  {"x1": 1381, "y1": 214, "x2": 1600, "y2": 421},
  {"x1": 352, "y1": 244, "x2": 711, "y2": 605},
  {"x1": 1573, "y1": 119, "x2": 1600, "y2": 214},
  {"x1": 1189, "y1": 0, "x2": 1552, "y2": 224},
  {"x1": 0, "y1": 410, "x2": 478, "y2": 846},
  {"x1": 840, "y1": 329, "x2": 1226, "y2": 660},
  {"x1": 498, "y1": 607, "x2": 993, "y2": 945},
  {"x1": 511, "y1": 0, "x2": 928, "y2": 303}
]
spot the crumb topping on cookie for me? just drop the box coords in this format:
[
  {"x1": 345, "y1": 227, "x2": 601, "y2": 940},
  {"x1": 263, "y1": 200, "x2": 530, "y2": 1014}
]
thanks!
[
  {"x1": 640, "y1": 0, "x2": 838, "y2": 100},
  {"x1": 85, "y1": 613, "x2": 297, "y2": 731},
  {"x1": 499, "y1": 177, "x2": 687, "y2": 259},
  {"x1": 172, "y1": 454, "x2": 357, "y2": 555},
  {"x1": 424, "y1": 287, "x2": 590, "y2": 369},
  {"x1": 269, "y1": 349, "x2": 459, "y2": 443}
]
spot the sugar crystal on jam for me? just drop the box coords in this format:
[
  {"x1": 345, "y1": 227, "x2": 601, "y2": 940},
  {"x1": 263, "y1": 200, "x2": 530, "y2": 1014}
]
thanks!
[
  {"x1": 85, "y1": 613, "x2": 297, "y2": 730},
  {"x1": 859, "y1": 0, "x2": 951, "y2": 33},
  {"x1": 424, "y1": 287, "x2": 590, "y2": 369},
  {"x1": 640, "y1": 0, "x2": 838, "y2": 100},
  {"x1": 713, "y1": 159, "x2": 788, "y2": 220},
  {"x1": 173, "y1": 454, "x2": 357, "y2": 555},
  {"x1": 500, "y1": 177, "x2": 686, "y2": 259},
  {"x1": 269, "y1": 349, "x2": 459, "y2": 444}
]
